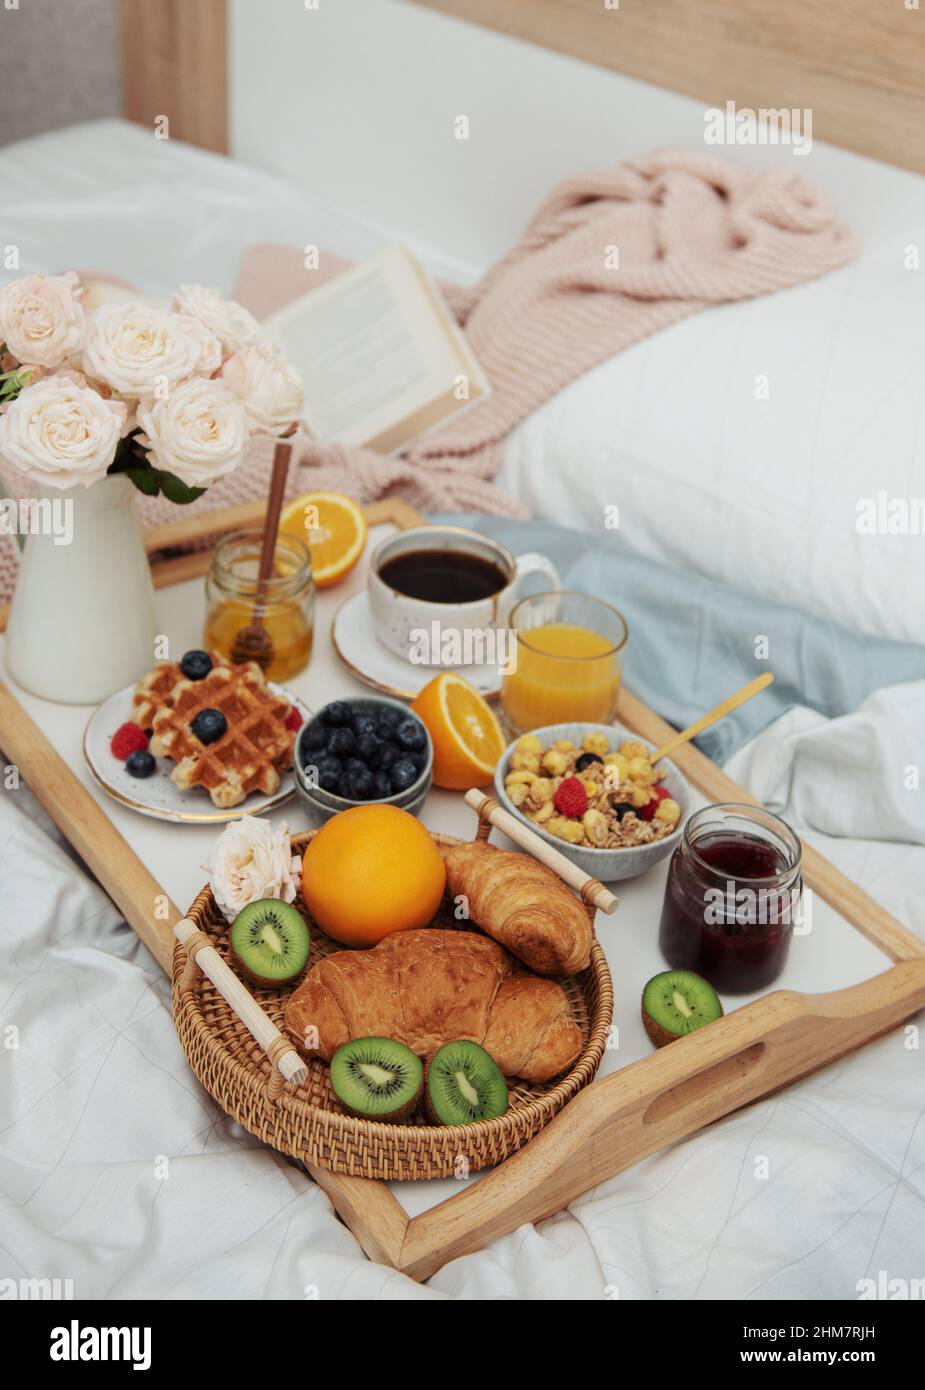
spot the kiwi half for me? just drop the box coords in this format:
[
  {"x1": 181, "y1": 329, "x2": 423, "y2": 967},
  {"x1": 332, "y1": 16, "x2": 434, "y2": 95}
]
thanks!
[
  {"x1": 642, "y1": 969, "x2": 723, "y2": 1048},
  {"x1": 230, "y1": 898, "x2": 310, "y2": 987},
  {"x1": 425, "y1": 1041, "x2": 509, "y2": 1125},
  {"x1": 330, "y1": 1037, "x2": 424, "y2": 1122}
]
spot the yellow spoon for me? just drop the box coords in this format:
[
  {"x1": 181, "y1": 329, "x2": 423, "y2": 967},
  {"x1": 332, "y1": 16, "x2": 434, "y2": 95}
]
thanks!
[{"x1": 650, "y1": 672, "x2": 775, "y2": 764}]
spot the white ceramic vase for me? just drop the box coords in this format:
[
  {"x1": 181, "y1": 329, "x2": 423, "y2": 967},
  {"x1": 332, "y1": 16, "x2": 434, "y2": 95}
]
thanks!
[{"x1": 5, "y1": 474, "x2": 157, "y2": 704}]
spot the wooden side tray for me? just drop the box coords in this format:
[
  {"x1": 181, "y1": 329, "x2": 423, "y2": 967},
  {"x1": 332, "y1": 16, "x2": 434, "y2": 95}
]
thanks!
[{"x1": 1, "y1": 496, "x2": 923, "y2": 1281}]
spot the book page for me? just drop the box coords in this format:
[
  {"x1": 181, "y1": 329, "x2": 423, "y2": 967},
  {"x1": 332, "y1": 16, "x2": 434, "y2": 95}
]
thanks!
[{"x1": 262, "y1": 245, "x2": 488, "y2": 450}]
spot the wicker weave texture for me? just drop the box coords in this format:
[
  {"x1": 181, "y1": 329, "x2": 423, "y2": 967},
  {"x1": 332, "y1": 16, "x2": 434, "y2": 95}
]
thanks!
[{"x1": 172, "y1": 831, "x2": 613, "y2": 1181}]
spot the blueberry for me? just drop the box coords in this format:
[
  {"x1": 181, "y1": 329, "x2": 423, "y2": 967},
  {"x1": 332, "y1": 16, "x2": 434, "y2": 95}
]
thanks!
[
  {"x1": 372, "y1": 741, "x2": 399, "y2": 772},
  {"x1": 323, "y1": 701, "x2": 352, "y2": 727},
  {"x1": 126, "y1": 749, "x2": 156, "y2": 778},
  {"x1": 191, "y1": 708, "x2": 227, "y2": 745},
  {"x1": 373, "y1": 770, "x2": 393, "y2": 799},
  {"x1": 327, "y1": 726, "x2": 356, "y2": 758},
  {"x1": 310, "y1": 755, "x2": 342, "y2": 792},
  {"x1": 376, "y1": 705, "x2": 401, "y2": 730},
  {"x1": 576, "y1": 752, "x2": 604, "y2": 772},
  {"x1": 355, "y1": 732, "x2": 379, "y2": 763},
  {"x1": 389, "y1": 757, "x2": 419, "y2": 793},
  {"x1": 613, "y1": 802, "x2": 636, "y2": 820},
  {"x1": 180, "y1": 649, "x2": 213, "y2": 681},
  {"x1": 302, "y1": 720, "x2": 329, "y2": 752},
  {"x1": 351, "y1": 712, "x2": 378, "y2": 740},
  {"x1": 396, "y1": 718, "x2": 426, "y2": 753},
  {"x1": 345, "y1": 766, "x2": 376, "y2": 800},
  {"x1": 344, "y1": 757, "x2": 366, "y2": 776}
]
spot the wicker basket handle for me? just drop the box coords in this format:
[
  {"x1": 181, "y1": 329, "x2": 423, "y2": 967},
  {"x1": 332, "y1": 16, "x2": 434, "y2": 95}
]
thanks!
[
  {"x1": 465, "y1": 789, "x2": 619, "y2": 915},
  {"x1": 174, "y1": 918, "x2": 308, "y2": 1092}
]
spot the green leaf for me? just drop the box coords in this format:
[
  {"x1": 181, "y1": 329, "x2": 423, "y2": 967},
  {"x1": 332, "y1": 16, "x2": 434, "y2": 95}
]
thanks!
[
  {"x1": 121, "y1": 465, "x2": 162, "y2": 497},
  {"x1": 154, "y1": 470, "x2": 206, "y2": 505},
  {"x1": 0, "y1": 367, "x2": 32, "y2": 402},
  {"x1": 106, "y1": 444, "x2": 206, "y2": 504}
]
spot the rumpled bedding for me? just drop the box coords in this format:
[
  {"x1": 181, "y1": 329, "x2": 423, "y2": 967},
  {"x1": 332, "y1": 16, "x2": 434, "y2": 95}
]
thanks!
[
  {"x1": 2, "y1": 684, "x2": 924, "y2": 1300},
  {"x1": 437, "y1": 516, "x2": 925, "y2": 764}
]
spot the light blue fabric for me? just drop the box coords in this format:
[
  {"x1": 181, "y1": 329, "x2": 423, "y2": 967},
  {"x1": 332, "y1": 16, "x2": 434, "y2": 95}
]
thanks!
[{"x1": 433, "y1": 514, "x2": 925, "y2": 763}]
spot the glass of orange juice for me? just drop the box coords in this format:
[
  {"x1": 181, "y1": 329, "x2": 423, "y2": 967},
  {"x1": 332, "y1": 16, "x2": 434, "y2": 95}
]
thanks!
[{"x1": 501, "y1": 591, "x2": 628, "y2": 734}]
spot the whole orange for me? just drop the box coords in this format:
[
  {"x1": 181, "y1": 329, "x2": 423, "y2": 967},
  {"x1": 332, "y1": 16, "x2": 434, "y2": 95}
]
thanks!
[{"x1": 301, "y1": 804, "x2": 446, "y2": 946}]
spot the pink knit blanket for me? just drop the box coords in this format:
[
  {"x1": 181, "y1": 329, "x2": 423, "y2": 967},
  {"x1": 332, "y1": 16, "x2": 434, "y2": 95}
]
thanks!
[
  {"x1": 0, "y1": 152, "x2": 854, "y2": 601},
  {"x1": 136, "y1": 149, "x2": 855, "y2": 529}
]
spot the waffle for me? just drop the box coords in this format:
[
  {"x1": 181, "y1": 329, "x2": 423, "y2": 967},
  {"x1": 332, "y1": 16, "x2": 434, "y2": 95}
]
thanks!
[
  {"x1": 141, "y1": 659, "x2": 295, "y2": 809},
  {"x1": 131, "y1": 660, "x2": 186, "y2": 730}
]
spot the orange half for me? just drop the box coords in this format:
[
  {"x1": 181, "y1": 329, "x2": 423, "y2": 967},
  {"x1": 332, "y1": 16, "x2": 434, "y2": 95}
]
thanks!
[
  {"x1": 279, "y1": 491, "x2": 367, "y2": 589},
  {"x1": 411, "y1": 672, "x2": 505, "y2": 790}
]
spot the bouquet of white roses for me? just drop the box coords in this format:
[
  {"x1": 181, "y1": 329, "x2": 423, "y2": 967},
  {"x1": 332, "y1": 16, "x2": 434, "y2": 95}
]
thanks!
[{"x1": 0, "y1": 273, "x2": 303, "y2": 503}]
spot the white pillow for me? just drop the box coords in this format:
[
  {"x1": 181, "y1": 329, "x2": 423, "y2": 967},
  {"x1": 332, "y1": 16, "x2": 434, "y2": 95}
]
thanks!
[{"x1": 500, "y1": 193, "x2": 925, "y2": 646}]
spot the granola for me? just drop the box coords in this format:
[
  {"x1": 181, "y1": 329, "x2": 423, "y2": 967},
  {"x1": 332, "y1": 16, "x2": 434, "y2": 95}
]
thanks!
[{"x1": 503, "y1": 732, "x2": 682, "y2": 850}]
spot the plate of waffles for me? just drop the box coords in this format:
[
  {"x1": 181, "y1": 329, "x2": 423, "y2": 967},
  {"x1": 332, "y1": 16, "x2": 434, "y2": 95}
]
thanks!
[{"x1": 83, "y1": 650, "x2": 311, "y2": 823}]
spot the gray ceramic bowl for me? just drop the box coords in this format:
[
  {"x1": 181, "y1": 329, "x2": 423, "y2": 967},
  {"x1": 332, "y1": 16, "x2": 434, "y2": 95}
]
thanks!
[
  {"x1": 294, "y1": 696, "x2": 433, "y2": 828},
  {"x1": 494, "y1": 720, "x2": 691, "y2": 883}
]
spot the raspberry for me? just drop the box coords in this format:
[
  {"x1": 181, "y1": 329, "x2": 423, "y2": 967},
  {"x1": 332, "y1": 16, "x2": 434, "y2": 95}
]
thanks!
[
  {"x1": 284, "y1": 706, "x2": 304, "y2": 732},
  {"x1": 638, "y1": 784, "x2": 670, "y2": 821},
  {"x1": 110, "y1": 722, "x2": 149, "y2": 761},
  {"x1": 554, "y1": 776, "x2": 588, "y2": 818}
]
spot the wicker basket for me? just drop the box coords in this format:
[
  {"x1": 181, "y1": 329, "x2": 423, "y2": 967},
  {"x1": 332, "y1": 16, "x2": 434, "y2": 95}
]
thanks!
[{"x1": 172, "y1": 799, "x2": 615, "y2": 1181}]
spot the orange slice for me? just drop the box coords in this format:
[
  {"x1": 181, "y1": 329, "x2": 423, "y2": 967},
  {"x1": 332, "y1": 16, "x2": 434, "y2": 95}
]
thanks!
[
  {"x1": 411, "y1": 672, "x2": 506, "y2": 790},
  {"x1": 279, "y1": 491, "x2": 367, "y2": 589}
]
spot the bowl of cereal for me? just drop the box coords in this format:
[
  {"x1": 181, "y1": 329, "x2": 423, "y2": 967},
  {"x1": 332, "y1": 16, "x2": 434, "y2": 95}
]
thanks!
[{"x1": 494, "y1": 722, "x2": 691, "y2": 882}]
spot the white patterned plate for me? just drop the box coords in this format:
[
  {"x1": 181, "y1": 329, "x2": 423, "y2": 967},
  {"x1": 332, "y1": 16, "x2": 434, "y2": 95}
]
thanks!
[{"x1": 83, "y1": 680, "x2": 310, "y2": 824}]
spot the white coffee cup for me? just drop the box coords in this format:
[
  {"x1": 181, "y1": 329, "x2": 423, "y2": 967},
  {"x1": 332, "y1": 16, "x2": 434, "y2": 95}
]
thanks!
[{"x1": 368, "y1": 525, "x2": 561, "y2": 666}]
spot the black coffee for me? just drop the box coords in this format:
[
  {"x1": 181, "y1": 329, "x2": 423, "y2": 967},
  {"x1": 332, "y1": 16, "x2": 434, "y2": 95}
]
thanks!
[{"x1": 379, "y1": 549, "x2": 508, "y2": 603}]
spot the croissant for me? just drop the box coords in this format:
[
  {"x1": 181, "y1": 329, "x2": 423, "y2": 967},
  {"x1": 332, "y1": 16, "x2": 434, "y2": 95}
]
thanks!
[
  {"x1": 284, "y1": 928, "x2": 582, "y2": 1083},
  {"x1": 441, "y1": 840, "x2": 592, "y2": 976}
]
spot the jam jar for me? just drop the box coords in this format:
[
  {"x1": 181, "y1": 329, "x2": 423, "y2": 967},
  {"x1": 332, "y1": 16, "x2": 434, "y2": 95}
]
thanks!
[{"x1": 658, "y1": 803, "x2": 802, "y2": 993}]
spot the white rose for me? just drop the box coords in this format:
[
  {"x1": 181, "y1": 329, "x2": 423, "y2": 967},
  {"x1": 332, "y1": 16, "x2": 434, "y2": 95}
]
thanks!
[
  {"x1": 206, "y1": 815, "x2": 302, "y2": 925},
  {"x1": 0, "y1": 373, "x2": 126, "y2": 488},
  {"x1": 172, "y1": 284, "x2": 259, "y2": 356},
  {"x1": 0, "y1": 272, "x2": 84, "y2": 369},
  {"x1": 177, "y1": 313, "x2": 223, "y2": 376},
  {"x1": 221, "y1": 340, "x2": 304, "y2": 435},
  {"x1": 137, "y1": 376, "x2": 248, "y2": 487},
  {"x1": 82, "y1": 302, "x2": 218, "y2": 402}
]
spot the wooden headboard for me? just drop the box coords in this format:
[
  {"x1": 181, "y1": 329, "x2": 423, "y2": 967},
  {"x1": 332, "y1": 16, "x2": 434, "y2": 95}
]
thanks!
[{"x1": 409, "y1": 0, "x2": 925, "y2": 176}]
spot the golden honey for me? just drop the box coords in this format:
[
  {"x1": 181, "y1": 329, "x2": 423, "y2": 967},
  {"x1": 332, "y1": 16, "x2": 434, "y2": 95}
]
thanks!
[{"x1": 204, "y1": 530, "x2": 315, "y2": 683}]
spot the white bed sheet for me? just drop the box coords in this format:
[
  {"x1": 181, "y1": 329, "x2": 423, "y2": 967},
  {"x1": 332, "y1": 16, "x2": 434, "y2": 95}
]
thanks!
[
  {"x1": 0, "y1": 118, "x2": 474, "y2": 296},
  {"x1": 2, "y1": 679, "x2": 924, "y2": 1300}
]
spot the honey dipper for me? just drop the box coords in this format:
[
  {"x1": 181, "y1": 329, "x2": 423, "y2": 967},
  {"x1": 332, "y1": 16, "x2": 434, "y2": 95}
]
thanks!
[{"x1": 230, "y1": 436, "x2": 292, "y2": 669}]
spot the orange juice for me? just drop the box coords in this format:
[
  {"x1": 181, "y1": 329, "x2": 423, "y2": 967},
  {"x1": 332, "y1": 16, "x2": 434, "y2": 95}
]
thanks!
[{"x1": 501, "y1": 622, "x2": 623, "y2": 732}]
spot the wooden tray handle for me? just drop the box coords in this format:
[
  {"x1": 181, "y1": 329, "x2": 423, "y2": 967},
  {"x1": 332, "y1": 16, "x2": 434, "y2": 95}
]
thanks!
[
  {"x1": 399, "y1": 958, "x2": 925, "y2": 1280},
  {"x1": 173, "y1": 918, "x2": 308, "y2": 1094},
  {"x1": 465, "y1": 788, "x2": 619, "y2": 915}
]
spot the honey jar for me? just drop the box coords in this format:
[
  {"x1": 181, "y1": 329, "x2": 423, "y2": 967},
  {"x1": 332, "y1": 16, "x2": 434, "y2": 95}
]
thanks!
[{"x1": 205, "y1": 529, "x2": 314, "y2": 682}]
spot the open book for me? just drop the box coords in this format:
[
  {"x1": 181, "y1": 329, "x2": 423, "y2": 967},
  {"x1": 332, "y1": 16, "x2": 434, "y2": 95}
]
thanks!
[{"x1": 262, "y1": 244, "x2": 489, "y2": 454}]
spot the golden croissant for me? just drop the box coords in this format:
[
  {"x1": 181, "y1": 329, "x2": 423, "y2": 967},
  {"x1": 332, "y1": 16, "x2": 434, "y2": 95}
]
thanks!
[
  {"x1": 441, "y1": 840, "x2": 592, "y2": 976},
  {"x1": 284, "y1": 928, "x2": 582, "y2": 1083}
]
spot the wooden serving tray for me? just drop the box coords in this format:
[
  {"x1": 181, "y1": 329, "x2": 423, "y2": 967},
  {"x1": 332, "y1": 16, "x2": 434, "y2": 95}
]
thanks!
[{"x1": 1, "y1": 496, "x2": 924, "y2": 1283}]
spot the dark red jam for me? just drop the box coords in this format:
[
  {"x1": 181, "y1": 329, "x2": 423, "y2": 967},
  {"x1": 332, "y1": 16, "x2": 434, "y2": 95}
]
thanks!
[{"x1": 658, "y1": 809, "x2": 802, "y2": 994}]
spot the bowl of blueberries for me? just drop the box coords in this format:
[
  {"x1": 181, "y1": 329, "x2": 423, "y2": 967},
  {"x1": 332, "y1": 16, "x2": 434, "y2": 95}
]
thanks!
[{"x1": 294, "y1": 696, "x2": 433, "y2": 827}]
